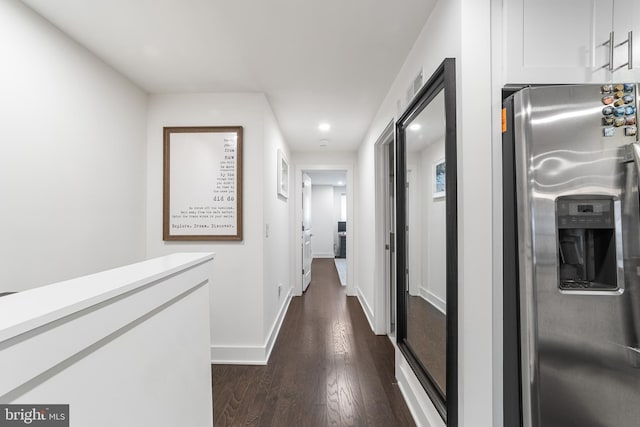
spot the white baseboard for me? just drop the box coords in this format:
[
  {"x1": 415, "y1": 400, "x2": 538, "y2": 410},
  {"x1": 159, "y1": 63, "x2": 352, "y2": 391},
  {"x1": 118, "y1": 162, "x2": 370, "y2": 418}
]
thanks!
[
  {"x1": 264, "y1": 287, "x2": 293, "y2": 362},
  {"x1": 356, "y1": 287, "x2": 375, "y2": 333},
  {"x1": 210, "y1": 288, "x2": 292, "y2": 365},
  {"x1": 312, "y1": 252, "x2": 335, "y2": 259},
  {"x1": 396, "y1": 349, "x2": 446, "y2": 427},
  {"x1": 209, "y1": 345, "x2": 267, "y2": 365},
  {"x1": 419, "y1": 287, "x2": 446, "y2": 314}
]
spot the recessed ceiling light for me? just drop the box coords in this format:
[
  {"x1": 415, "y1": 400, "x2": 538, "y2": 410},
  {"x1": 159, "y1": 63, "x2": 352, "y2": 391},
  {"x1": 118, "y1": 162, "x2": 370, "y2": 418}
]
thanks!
[
  {"x1": 409, "y1": 123, "x2": 421, "y2": 131},
  {"x1": 318, "y1": 123, "x2": 331, "y2": 131},
  {"x1": 337, "y1": 181, "x2": 344, "y2": 186}
]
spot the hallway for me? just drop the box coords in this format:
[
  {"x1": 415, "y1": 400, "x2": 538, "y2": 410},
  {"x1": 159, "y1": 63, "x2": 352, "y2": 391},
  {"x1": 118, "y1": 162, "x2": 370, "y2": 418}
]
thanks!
[{"x1": 212, "y1": 258, "x2": 415, "y2": 426}]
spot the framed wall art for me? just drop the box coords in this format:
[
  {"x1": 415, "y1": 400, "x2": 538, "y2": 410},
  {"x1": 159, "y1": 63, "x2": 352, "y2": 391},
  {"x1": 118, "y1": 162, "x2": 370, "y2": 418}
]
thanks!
[
  {"x1": 277, "y1": 149, "x2": 289, "y2": 199},
  {"x1": 163, "y1": 126, "x2": 243, "y2": 241},
  {"x1": 433, "y1": 158, "x2": 446, "y2": 199}
]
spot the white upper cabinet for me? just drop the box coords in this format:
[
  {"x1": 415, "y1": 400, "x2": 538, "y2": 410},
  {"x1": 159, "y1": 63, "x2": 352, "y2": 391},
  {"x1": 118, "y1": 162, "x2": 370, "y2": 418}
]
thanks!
[
  {"x1": 504, "y1": 0, "x2": 639, "y2": 84},
  {"x1": 610, "y1": 0, "x2": 639, "y2": 82}
]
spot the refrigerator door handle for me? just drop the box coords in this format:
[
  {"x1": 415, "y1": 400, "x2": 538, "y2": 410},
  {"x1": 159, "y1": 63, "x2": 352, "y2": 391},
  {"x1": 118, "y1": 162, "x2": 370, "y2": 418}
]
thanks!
[
  {"x1": 626, "y1": 345, "x2": 640, "y2": 368},
  {"x1": 626, "y1": 142, "x2": 640, "y2": 175},
  {"x1": 624, "y1": 142, "x2": 640, "y2": 371}
]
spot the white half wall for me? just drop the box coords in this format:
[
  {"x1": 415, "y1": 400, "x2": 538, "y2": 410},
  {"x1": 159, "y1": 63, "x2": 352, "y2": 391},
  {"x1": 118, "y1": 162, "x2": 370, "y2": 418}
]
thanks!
[
  {"x1": 0, "y1": 0, "x2": 148, "y2": 292},
  {"x1": 0, "y1": 253, "x2": 214, "y2": 427}
]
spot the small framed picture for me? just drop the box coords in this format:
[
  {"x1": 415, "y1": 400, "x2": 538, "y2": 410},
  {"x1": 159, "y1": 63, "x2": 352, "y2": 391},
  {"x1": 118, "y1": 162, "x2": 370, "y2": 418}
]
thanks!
[
  {"x1": 433, "y1": 158, "x2": 446, "y2": 198},
  {"x1": 277, "y1": 149, "x2": 289, "y2": 199}
]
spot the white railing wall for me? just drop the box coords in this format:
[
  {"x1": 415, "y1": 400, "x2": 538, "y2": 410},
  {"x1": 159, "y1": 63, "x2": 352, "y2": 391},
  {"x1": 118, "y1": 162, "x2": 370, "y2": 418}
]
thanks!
[{"x1": 0, "y1": 253, "x2": 214, "y2": 427}]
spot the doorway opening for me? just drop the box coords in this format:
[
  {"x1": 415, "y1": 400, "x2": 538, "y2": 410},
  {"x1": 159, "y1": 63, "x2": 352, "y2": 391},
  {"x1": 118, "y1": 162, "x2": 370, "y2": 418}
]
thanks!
[
  {"x1": 294, "y1": 164, "x2": 354, "y2": 297},
  {"x1": 302, "y1": 169, "x2": 348, "y2": 291},
  {"x1": 374, "y1": 121, "x2": 396, "y2": 336}
]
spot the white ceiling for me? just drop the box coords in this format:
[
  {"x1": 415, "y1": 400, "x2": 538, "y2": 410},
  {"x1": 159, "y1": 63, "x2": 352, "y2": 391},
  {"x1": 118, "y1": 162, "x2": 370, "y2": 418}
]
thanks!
[
  {"x1": 305, "y1": 170, "x2": 347, "y2": 187},
  {"x1": 20, "y1": 0, "x2": 436, "y2": 152}
]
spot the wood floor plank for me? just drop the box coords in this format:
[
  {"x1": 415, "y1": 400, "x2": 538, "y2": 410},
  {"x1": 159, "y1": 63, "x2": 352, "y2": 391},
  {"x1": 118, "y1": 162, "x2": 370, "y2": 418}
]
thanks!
[
  {"x1": 212, "y1": 258, "x2": 416, "y2": 427},
  {"x1": 241, "y1": 366, "x2": 273, "y2": 426},
  {"x1": 336, "y1": 360, "x2": 367, "y2": 426},
  {"x1": 250, "y1": 364, "x2": 282, "y2": 426},
  {"x1": 215, "y1": 366, "x2": 263, "y2": 426},
  {"x1": 211, "y1": 365, "x2": 239, "y2": 425},
  {"x1": 326, "y1": 350, "x2": 341, "y2": 426}
]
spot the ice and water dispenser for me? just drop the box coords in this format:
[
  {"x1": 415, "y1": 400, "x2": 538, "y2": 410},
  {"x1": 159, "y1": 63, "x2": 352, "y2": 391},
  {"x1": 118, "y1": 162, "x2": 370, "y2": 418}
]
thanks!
[{"x1": 556, "y1": 196, "x2": 619, "y2": 291}]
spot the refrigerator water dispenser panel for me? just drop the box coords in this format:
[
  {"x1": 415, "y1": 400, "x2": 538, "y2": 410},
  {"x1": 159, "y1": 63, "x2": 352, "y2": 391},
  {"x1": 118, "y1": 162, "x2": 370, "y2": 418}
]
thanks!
[{"x1": 556, "y1": 196, "x2": 618, "y2": 291}]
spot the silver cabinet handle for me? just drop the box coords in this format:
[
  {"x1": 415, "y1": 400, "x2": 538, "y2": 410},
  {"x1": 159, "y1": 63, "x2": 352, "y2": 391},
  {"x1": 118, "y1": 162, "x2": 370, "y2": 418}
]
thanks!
[
  {"x1": 614, "y1": 31, "x2": 633, "y2": 71},
  {"x1": 629, "y1": 31, "x2": 633, "y2": 70},
  {"x1": 602, "y1": 31, "x2": 614, "y2": 71}
]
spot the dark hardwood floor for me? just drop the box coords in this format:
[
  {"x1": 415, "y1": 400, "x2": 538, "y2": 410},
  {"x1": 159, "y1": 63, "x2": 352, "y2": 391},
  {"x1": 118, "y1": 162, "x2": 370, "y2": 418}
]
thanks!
[{"x1": 212, "y1": 258, "x2": 416, "y2": 426}]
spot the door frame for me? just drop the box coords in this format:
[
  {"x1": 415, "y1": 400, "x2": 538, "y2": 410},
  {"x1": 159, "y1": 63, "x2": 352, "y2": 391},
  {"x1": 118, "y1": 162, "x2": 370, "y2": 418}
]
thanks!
[
  {"x1": 302, "y1": 172, "x2": 313, "y2": 291},
  {"x1": 374, "y1": 120, "x2": 396, "y2": 336},
  {"x1": 293, "y1": 163, "x2": 355, "y2": 297}
]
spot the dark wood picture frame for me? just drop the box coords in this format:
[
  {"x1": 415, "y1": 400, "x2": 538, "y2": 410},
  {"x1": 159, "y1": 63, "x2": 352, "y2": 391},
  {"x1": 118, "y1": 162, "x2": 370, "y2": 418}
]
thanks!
[
  {"x1": 163, "y1": 126, "x2": 243, "y2": 241},
  {"x1": 395, "y1": 58, "x2": 458, "y2": 425}
]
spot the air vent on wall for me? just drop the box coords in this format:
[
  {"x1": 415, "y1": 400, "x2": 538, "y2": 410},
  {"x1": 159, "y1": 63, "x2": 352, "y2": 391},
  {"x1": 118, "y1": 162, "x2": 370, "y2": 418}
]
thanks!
[{"x1": 406, "y1": 68, "x2": 423, "y2": 104}]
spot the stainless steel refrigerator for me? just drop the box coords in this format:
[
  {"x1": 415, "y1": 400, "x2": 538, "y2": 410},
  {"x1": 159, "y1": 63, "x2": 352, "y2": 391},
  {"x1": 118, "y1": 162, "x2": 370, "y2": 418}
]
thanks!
[{"x1": 503, "y1": 84, "x2": 640, "y2": 427}]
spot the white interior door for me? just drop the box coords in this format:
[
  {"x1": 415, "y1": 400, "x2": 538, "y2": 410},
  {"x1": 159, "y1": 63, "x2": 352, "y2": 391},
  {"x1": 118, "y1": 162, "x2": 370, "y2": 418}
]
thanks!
[{"x1": 302, "y1": 173, "x2": 312, "y2": 291}]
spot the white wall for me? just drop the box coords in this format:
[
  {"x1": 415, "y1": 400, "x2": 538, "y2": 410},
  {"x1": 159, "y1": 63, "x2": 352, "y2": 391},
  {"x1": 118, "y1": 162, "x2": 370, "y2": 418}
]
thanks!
[
  {"x1": 407, "y1": 163, "x2": 422, "y2": 297},
  {"x1": 0, "y1": 0, "x2": 148, "y2": 292},
  {"x1": 146, "y1": 93, "x2": 264, "y2": 354},
  {"x1": 311, "y1": 185, "x2": 336, "y2": 258},
  {"x1": 458, "y1": 1, "x2": 494, "y2": 425},
  {"x1": 146, "y1": 93, "x2": 291, "y2": 364},
  {"x1": 0, "y1": 0, "x2": 292, "y2": 368},
  {"x1": 356, "y1": 0, "x2": 462, "y2": 339},
  {"x1": 356, "y1": 0, "x2": 498, "y2": 425},
  {"x1": 421, "y1": 141, "x2": 446, "y2": 312},
  {"x1": 407, "y1": 143, "x2": 446, "y2": 307},
  {"x1": 405, "y1": 141, "x2": 446, "y2": 308},
  {"x1": 262, "y1": 106, "x2": 292, "y2": 345},
  {"x1": 491, "y1": 1, "x2": 506, "y2": 424}
]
